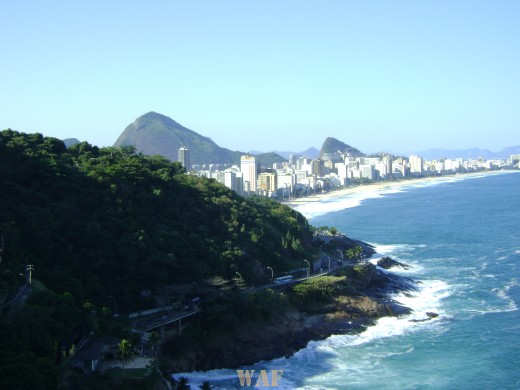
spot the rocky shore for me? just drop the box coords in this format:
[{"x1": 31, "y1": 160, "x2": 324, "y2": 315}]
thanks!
[{"x1": 165, "y1": 261, "x2": 417, "y2": 373}]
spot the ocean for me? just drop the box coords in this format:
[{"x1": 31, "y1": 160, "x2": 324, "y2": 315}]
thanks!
[{"x1": 182, "y1": 171, "x2": 520, "y2": 389}]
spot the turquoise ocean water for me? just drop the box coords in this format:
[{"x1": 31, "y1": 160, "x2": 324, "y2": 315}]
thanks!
[{"x1": 182, "y1": 171, "x2": 520, "y2": 389}]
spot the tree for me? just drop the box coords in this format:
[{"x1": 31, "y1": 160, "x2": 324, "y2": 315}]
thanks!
[
  {"x1": 176, "y1": 376, "x2": 190, "y2": 390},
  {"x1": 148, "y1": 331, "x2": 160, "y2": 356},
  {"x1": 345, "y1": 246, "x2": 363, "y2": 261},
  {"x1": 117, "y1": 339, "x2": 135, "y2": 377},
  {"x1": 199, "y1": 381, "x2": 213, "y2": 390}
]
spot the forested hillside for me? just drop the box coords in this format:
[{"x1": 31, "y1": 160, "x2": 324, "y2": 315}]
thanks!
[{"x1": 0, "y1": 129, "x2": 316, "y2": 388}]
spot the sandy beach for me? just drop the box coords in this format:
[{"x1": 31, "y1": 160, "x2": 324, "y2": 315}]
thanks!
[{"x1": 282, "y1": 170, "x2": 514, "y2": 209}]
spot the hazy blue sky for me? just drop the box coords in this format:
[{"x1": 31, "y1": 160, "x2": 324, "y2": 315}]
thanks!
[{"x1": 1, "y1": 1, "x2": 519, "y2": 155}]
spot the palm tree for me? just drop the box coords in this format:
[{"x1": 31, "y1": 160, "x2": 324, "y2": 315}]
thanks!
[
  {"x1": 199, "y1": 381, "x2": 213, "y2": 390},
  {"x1": 148, "y1": 331, "x2": 160, "y2": 356},
  {"x1": 177, "y1": 376, "x2": 190, "y2": 390},
  {"x1": 117, "y1": 339, "x2": 135, "y2": 377}
]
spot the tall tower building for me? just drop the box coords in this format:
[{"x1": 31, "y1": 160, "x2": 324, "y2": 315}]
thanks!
[
  {"x1": 240, "y1": 155, "x2": 257, "y2": 193},
  {"x1": 409, "y1": 155, "x2": 423, "y2": 174},
  {"x1": 383, "y1": 156, "x2": 393, "y2": 178},
  {"x1": 178, "y1": 146, "x2": 190, "y2": 171},
  {"x1": 312, "y1": 159, "x2": 324, "y2": 177}
]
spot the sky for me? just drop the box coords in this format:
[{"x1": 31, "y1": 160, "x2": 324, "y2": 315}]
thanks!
[{"x1": 1, "y1": 1, "x2": 519, "y2": 155}]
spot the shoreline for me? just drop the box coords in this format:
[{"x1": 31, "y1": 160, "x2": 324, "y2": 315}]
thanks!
[
  {"x1": 282, "y1": 169, "x2": 517, "y2": 209},
  {"x1": 167, "y1": 261, "x2": 416, "y2": 375}
]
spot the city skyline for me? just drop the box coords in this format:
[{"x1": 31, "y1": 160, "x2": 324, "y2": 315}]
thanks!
[{"x1": 1, "y1": 1, "x2": 519, "y2": 154}]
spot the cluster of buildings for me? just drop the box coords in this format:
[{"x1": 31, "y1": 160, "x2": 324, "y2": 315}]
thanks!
[{"x1": 177, "y1": 146, "x2": 520, "y2": 199}]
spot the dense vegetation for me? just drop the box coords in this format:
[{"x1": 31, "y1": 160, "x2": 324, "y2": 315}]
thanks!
[{"x1": 0, "y1": 129, "x2": 317, "y2": 388}]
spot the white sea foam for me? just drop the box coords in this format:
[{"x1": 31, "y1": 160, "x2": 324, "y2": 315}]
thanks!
[
  {"x1": 178, "y1": 274, "x2": 451, "y2": 389},
  {"x1": 369, "y1": 242, "x2": 426, "y2": 273},
  {"x1": 293, "y1": 191, "x2": 383, "y2": 219},
  {"x1": 379, "y1": 188, "x2": 405, "y2": 195},
  {"x1": 371, "y1": 242, "x2": 427, "y2": 255},
  {"x1": 300, "y1": 278, "x2": 449, "y2": 357},
  {"x1": 173, "y1": 369, "x2": 238, "y2": 390},
  {"x1": 293, "y1": 171, "x2": 517, "y2": 220},
  {"x1": 493, "y1": 281, "x2": 519, "y2": 312}
]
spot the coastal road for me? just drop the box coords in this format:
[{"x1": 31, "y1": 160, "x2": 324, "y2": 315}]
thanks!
[
  {"x1": 129, "y1": 259, "x2": 369, "y2": 331},
  {"x1": 247, "y1": 258, "x2": 369, "y2": 293},
  {"x1": 130, "y1": 308, "x2": 201, "y2": 332}
]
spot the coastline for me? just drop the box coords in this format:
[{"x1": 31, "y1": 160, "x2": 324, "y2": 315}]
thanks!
[
  {"x1": 281, "y1": 170, "x2": 516, "y2": 210},
  {"x1": 166, "y1": 262, "x2": 417, "y2": 374},
  {"x1": 174, "y1": 170, "x2": 520, "y2": 389},
  {"x1": 166, "y1": 170, "x2": 518, "y2": 382}
]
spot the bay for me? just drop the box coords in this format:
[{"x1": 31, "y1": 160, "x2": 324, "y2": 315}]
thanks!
[{"x1": 184, "y1": 171, "x2": 520, "y2": 389}]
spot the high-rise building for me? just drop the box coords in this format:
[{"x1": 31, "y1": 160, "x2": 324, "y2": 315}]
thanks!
[
  {"x1": 383, "y1": 157, "x2": 392, "y2": 178},
  {"x1": 360, "y1": 164, "x2": 376, "y2": 181},
  {"x1": 312, "y1": 159, "x2": 324, "y2": 176},
  {"x1": 258, "y1": 172, "x2": 277, "y2": 192},
  {"x1": 224, "y1": 168, "x2": 244, "y2": 194},
  {"x1": 409, "y1": 155, "x2": 423, "y2": 174},
  {"x1": 240, "y1": 155, "x2": 257, "y2": 193},
  {"x1": 178, "y1": 146, "x2": 190, "y2": 171}
]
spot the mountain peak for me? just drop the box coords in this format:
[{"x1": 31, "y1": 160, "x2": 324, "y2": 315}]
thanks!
[
  {"x1": 133, "y1": 111, "x2": 184, "y2": 130},
  {"x1": 114, "y1": 112, "x2": 243, "y2": 165},
  {"x1": 319, "y1": 137, "x2": 364, "y2": 161}
]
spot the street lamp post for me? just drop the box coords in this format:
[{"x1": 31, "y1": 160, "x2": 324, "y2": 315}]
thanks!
[
  {"x1": 235, "y1": 272, "x2": 242, "y2": 279},
  {"x1": 26, "y1": 265, "x2": 34, "y2": 286},
  {"x1": 337, "y1": 250, "x2": 344, "y2": 261},
  {"x1": 326, "y1": 256, "x2": 331, "y2": 272},
  {"x1": 304, "y1": 260, "x2": 310, "y2": 278},
  {"x1": 266, "y1": 267, "x2": 274, "y2": 281}
]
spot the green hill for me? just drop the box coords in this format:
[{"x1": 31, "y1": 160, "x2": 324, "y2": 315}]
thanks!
[
  {"x1": 114, "y1": 112, "x2": 286, "y2": 167},
  {"x1": 0, "y1": 129, "x2": 315, "y2": 388},
  {"x1": 255, "y1": 151, "x2": 288, "y2": 168},
  {"x1": 319, "y1": 137, "x2": 365, "y2": 162}
]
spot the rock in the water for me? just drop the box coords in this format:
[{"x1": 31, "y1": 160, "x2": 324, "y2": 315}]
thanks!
[
  {"x1": 377, "y1": 256, "x2": 411, "y2": 270},
  {"x1": 409, "y1": 311, "x2": 440, "y2": 323}
]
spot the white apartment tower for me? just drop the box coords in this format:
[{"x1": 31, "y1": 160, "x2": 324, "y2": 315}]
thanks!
[
  {"x1": 409, "y1": 155, "x2": 423, "y2": 174},
  {"x1": 178, "y1": 146, "x2": 191, "y2": 171},
  {"x1": 224, "y1": 170, "x2": 237, "y2": 192},
  {"x1": 383, "y1": 157, "x2": 392, "y2": 178},
  {"x1": 240, "y1": 155, "x2": 257, "y2": 193}
]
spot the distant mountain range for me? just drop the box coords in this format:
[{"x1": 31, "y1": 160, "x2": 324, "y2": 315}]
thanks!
[
  {"x1": 113, "y1": 112, "x2": 369, "y2": 168},
  {"x1": 255, "y1": 139, "x2": 365, "y2": 162},
  {"x1": 252, "y1": 147, "x2": 320, "y2": 160},
  {"x1": 109, "y1": 112, "x2": 518, "y2": 165},
  {"x1": 414, "y1": 146, "x2": 520, "y2": 160}
]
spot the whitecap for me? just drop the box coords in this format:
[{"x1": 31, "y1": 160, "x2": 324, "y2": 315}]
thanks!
[
  {"x1": 292, "y1": 191, "x2": 383, "y2": 218},
  {"x1": 493, "y1": 282, "x2": 519, "y2": 312},
  {"x1": 176, "y1": 275, "x2": 451, "y2": 389}
]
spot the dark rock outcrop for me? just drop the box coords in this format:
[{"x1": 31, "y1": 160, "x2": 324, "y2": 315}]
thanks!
[
  {"x1": 409, "y1": 312, "x2": 439, "y2": 323},
  {"x1": 377, "y1": 256, "x2": 411, "y2": 270}
]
